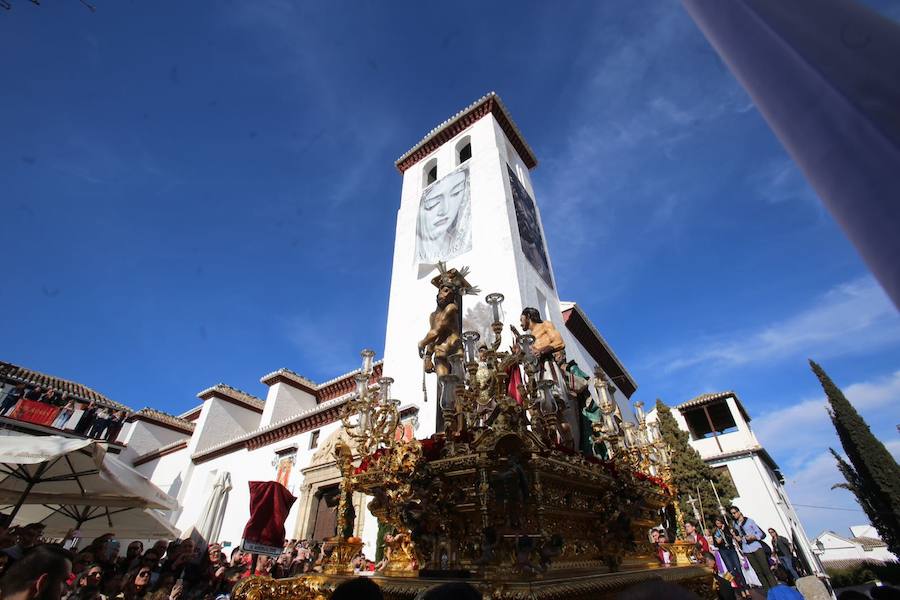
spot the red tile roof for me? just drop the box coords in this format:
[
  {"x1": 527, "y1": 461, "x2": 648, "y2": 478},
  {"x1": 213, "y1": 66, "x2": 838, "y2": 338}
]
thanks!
[{"x1": 0, "y1": 360, "x2": 128, "y2": 411}]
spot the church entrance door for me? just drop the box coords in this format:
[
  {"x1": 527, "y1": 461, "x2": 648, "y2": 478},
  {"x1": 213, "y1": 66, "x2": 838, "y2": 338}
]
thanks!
[{"x1": 310, "y1": 484, "x2": 339, "y2": 542}]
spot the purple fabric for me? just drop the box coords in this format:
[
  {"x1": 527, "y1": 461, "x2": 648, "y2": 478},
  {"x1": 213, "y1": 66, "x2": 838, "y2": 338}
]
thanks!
[{"x1": 681, "y1": 0, "x2": 900, "y2": 308}]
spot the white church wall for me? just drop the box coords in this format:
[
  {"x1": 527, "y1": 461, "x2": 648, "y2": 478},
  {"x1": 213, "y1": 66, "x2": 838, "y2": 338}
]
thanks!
[
  {"x1": 134, "y1": 447, "x2": 188, "y2": 500},
  {"x1": 384, "y1": 109, "x2": 577, "y2": 437},
  {"x1": 260, "y1": 382, "x2": 317, "y2": 428},
  {"x1": 119, "y1": 421, "x2": 189, "y2": 464},
  {"x1": 173, "y1": 448, "x2": 268, "y2": 546},
  {"x1": 718, "y1": 455, "x2": 789, "y2": 533},
  {"x1": 163, "y1": 419, "x2": 354, "y2": 549},
  {"x1": 192, "y1": 399, "x2": 261, "y2": 454}
]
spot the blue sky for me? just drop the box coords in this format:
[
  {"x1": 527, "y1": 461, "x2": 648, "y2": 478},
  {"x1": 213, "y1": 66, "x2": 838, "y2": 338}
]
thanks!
[{"x1": 2, "y1": 1, "x2": 898, "y2": 539}]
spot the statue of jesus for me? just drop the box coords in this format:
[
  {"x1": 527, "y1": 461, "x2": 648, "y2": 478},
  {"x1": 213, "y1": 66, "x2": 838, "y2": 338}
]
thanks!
[
  {"x1": 417, "y1": 264, "x2": 477, "y2": 377},
  {"x1": 418, "y1": 284, "x2": 462, "y2": 376},
  {"x1": 519, "y1": 307, "x2": 565, "y2": 361}
]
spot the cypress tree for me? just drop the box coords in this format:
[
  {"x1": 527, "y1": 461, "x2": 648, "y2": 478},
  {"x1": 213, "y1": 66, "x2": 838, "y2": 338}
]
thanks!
[
  {"x1": 655, "y1": 399, "x2": 737, "y2": 532},
  {"x1": 810, "y1": 360, "x2": 900, "y2": 556}
]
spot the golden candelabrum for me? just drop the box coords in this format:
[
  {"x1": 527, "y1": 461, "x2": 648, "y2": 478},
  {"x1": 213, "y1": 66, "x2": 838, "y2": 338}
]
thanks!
[{"x1": 233, "y1": 270, "x2": 716, "y2": 600}]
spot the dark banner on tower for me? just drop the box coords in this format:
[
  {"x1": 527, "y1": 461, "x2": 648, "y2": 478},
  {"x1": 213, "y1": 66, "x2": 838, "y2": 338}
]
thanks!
[{"x1": 507, "y1": 165, "x2": 553, "y2": 288}]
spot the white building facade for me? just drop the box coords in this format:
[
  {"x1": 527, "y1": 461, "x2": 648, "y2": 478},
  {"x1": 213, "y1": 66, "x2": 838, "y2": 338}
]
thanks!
[
  {"x1": 647, "y1": 391, "x2": 826, "y2": 577},
  {"x1": 813, "y1": 526, "x2": 898, "y2": 570}
]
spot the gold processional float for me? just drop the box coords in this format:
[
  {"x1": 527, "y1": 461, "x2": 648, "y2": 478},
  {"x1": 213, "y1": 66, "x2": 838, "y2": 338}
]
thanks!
[{"x1": 233, "y1": 264, "x2": 713, "y2": 599}]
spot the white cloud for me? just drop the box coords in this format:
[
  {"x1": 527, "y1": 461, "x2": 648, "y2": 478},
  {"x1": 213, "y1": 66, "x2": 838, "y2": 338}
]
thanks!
[
  {"x1": 660, "y1": 276, "x2": 900, "y2": 373},
  {"x1": 536, "y1": 2, "x2": 753, "y2": 262},
  {"x1": 783, "y1": 450, "x2": 865, "y2": 538},
  {"x1": 752, "y1": 157, "x2": 818, "y2": 205}
]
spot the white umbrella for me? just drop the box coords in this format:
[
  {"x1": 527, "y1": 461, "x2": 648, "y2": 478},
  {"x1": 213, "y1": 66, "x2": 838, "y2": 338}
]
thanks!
[
  {"x1": 10, "y1": 503, "x2": 179, "y2": 540},
  {"x1": 190, "y1": 471, "x2": 231, "y2": 548},
  {"x1": 0, "y1": 436, "x2": 177, "y2": 522}
]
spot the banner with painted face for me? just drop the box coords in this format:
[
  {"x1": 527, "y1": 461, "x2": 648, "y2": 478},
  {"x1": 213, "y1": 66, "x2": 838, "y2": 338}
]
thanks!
[
  {"x1": 415, "y1": 164, "x2": 472, "y2": 264},
  {"x1": 507, "y1": 165, "x2": 553, "y2": 288}
]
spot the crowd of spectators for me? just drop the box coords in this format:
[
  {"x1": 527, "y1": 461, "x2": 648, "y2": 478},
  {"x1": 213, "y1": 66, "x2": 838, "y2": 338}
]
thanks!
[
  {"x1": 0, "y1": 525, "x2": 383, "y2": 600},
  {"x1": 0, "y1": 383, "x2": 127, "y2": 442},
  {"x1": 651, "y1": 505, "x2": 820, "y2": 600}
]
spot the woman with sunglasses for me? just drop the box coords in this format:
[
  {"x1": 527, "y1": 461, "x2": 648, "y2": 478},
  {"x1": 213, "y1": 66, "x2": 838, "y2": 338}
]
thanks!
[{"x1": 118, "y1": 567, "x2": 152, "y2": 600}]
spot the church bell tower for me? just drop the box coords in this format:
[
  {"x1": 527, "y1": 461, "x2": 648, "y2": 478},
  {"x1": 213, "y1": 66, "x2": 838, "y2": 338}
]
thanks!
[{"x1": 382, "y1": 93, "x2": 574, "y2": 436}]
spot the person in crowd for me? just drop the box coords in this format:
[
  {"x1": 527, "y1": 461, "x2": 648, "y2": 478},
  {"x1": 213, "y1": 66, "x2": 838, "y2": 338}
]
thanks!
[
  {"x1": 330, "y1": 577, "x2": 384, "y2": 600},
  {"x1": 119, "y1": 567, "x2": 153, "y2": 600},
  {"x1": 73, "y1": 402, "x2": 97, "y2": 436},
  {"x1": 160, "y1": 541, "x2": 193, "y2": 581},
  {"x1": 88, "y1": 407, "x2": 110, "y2": 439},
  {"x1": 52, "y1": 396, "x2": 76, "y2": 430},
  {"x1": 70, "y1": 563, "x2": 104, "y2": 600},
  {"x1": 0, "y1": 544, "x2": 73, "y2": 600},
  {"x1": 0, "y1": 383, "x2": 26, "y2": 416},
  {"x1": 253, "y1": 555, "x2": 273, "y2": 578},
  {"x1": 729, "y1": 505, "x2": 778, "y2": 592},
  {"x1": 1, "y1": 523, "x2": 46, "y2": 562},
  {"x1": 766, "y1": 566, "x2": 804, "y2": 600},
  {"x1": 150, "y1": 542, "x2": 168, "y2": 559},
  {"x1": 273, "y1": 549, "x2": 294, "y2": 579},
  {"x1": 40, "y1": 388, "x2": 60, "y2": 406},
  {"x1": 684, "y1": 520, "x2": 710, "y2": 554},
  {"x1": 703, "y1": 551, "x2": 737, "y2": 600},
  {"x1": 228, "y1": 548, "x2": 246, "y2": 578},
  {"x1": 118, "y1": 542, "x2": 143, "y2": 575},
  {"x1": 106, "y1": 411, "x2": 127, "y2": 442},
  {"x1": 200, "y1": 543, "x2": 230, "y2": 595},
  {"x1": 293, "y1": 540, "x2": 311, "y2": 574},
  {"x1": 712, "y1": 516, "x2": 749, "y2": 599},
  {"x1": 84, "y1": 535, "x2": 118, "y2": 575},
  {"x1": 143, "y1": 572, "x2": 178, "y2": 600},
  {"x1": 100, "y1": 572, "x2": 124, "y2": 599},
  {"x1": 767, "y1": 528, "x2": 800, "y2": 582},
  {"x1": 71, "y1": 551, "x2": 95, "y2": 580},
  {"x1": 656, "y1": 530, "x2": 672, "y2": 565},
  {"x1": 23, "y1": 386, "x2": 42, "y2": 402}
]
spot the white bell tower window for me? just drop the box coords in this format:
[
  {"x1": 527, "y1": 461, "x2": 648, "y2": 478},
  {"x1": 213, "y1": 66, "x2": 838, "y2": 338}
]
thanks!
[
  {"x1": 423, "y1": 158, "x2": 438, "y2": 187},
  {"x1": 456, "y1": 136, "x2": 472, "y2": 165}
]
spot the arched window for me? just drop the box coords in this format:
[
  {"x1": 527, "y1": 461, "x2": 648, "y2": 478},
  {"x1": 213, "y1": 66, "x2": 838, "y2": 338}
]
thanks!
[
  {"x1": 423, "y1": 159, "x2": 438, "y2": 186},
  {"x1": 456, "y1": 136, "x2": 472, "y2": 165}
]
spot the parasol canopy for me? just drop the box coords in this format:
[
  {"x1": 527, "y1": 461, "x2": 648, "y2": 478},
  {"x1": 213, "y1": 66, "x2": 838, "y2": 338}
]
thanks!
[{"x1": 0, "y1": 435, "x2": 178, "y2": 523}]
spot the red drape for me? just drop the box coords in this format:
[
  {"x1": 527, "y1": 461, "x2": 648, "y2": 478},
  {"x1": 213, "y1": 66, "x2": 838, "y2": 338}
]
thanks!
[
  {"x1": 241, "y1": 481, "x2": 297, "y2": 555},
  {"x1": 507, "y1": 364, "x2": 523, "y2": 405},
  {"x1": 9, "y1": 400, "x2": 60, "y2": 426}
]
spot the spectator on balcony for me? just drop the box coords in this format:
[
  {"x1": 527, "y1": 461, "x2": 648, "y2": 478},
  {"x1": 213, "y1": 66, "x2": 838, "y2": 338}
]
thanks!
[
  {"x1": 40, "y1": 388, "x2": 60, "y2": 406},
  {"x1": 73, "y1": 402, "x2": 97, "y2": 436},
  {"x1": 88, "y1": 407, "x2": 110, "y2": 439},
  {"x1": 106, "y1": 411, "x2": 127, "y2": 442},
  {"x1": 0, "y1": 384, "x2": 26, "y2": 417},
  {"x1": 23, "y1": 386, "x2": 42, "y2": 402},
  {"x1": 51, "y1": 396, "x2": 76, "y2": 430}
]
